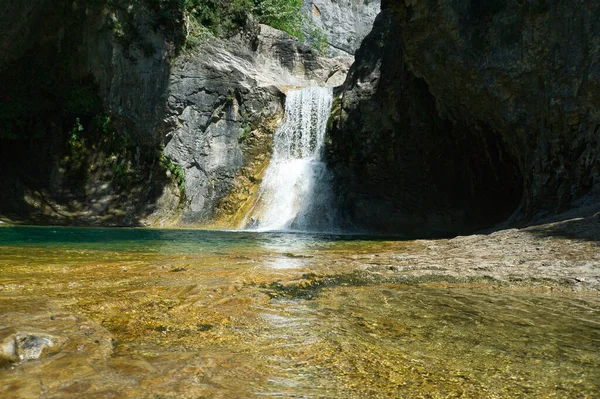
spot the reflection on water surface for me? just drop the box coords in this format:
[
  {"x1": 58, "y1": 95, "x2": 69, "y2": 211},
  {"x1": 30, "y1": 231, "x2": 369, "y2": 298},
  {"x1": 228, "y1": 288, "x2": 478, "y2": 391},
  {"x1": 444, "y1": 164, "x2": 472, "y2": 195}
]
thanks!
[{"x1": 0, "y1": 226, "x2": 599, "y2": 398}]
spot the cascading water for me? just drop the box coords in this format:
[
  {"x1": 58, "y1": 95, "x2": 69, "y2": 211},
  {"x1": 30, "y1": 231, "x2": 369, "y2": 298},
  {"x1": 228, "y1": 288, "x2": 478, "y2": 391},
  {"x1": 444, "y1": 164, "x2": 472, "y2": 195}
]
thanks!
[{"x1": 245, "y1": 86, "x2": 337, "y2": 232}]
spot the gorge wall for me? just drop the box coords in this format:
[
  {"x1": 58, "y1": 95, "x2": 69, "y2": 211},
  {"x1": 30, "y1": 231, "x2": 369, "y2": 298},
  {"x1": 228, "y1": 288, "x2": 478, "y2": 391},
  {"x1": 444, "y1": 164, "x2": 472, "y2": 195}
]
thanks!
[
  {"x1": 163, "y1": 25, "x2": 351, "y2": 225},
  {"x1": 329, "y1": 0, "x2": 600, "y2": 236},
  {"x1": 0, "y1": 1, "x2": 350, "y2": 226},
  {"x1": 0, "y1": 1, "x2": 181, "y2": 225},
  {"x1": 302, "y1": 0, "x2": 380, "y2": 57},
  {"x1": 3, "y1": 1, "x2": 599, "y2": 234}
]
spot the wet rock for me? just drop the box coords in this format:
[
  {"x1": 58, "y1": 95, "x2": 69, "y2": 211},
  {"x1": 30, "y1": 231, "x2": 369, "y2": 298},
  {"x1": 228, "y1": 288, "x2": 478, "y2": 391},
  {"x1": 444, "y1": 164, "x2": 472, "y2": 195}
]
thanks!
[
  {"x1": 329, "y1": 10, "x2": 521, "y2": 236},
  {"x1": 0, "y1": 328, "x2": 64, "y2": 365},
  {"x1": 15, "y1": 332, "x2": 62, "y2": 361},
  {"x1": 0, "y1": 328, "x2": 17, "y2": 366},
  {"x1": 256, "y1": 24, "x2": 353, "y2": 83}
]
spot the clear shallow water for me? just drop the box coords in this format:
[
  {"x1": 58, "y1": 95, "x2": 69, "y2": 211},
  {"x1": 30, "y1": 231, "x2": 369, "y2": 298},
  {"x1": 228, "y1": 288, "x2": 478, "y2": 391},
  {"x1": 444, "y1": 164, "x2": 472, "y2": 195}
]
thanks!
[
  {"x1": 0, "y1": 225, "x2": 386, "y2": 253},
  {"x1": 1, "y1": 226, "x2": 599, "y2": 398}
]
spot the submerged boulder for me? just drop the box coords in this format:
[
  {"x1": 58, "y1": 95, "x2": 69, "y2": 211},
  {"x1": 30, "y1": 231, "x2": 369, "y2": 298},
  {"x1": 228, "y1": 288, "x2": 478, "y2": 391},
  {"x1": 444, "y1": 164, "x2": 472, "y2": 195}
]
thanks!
[{"x1": 0, "y1": 328, "x2": 65, "y2": 366}]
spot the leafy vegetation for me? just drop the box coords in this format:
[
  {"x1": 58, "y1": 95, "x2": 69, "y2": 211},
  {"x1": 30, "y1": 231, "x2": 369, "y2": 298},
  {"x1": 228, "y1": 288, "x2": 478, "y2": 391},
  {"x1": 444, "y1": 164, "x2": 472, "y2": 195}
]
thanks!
[
  {"x1": 238, "y1": 124, "x2": 252, "y2": 143},
  {"x1": 327, "y1": 96, "x2": 342, "y2": 132},
  {"x1": 308, "y1": 24, "x2": 328, "y2": 55},
  {"x1": 254, "y1": 0, "x2": 305, "y2": 40},
  {"x1": 160, "y1": 154, "x2": 186, "y2": 194},
  {"x1": 183, "y1": 0, "x2": 305, "y2": 44}
]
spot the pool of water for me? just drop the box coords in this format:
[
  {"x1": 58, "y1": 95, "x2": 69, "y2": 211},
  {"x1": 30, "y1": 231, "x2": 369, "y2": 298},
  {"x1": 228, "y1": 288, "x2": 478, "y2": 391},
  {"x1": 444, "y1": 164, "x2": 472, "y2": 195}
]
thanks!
[{"x1": 1, "y1": 226, "x2": 599, "y2": 398}]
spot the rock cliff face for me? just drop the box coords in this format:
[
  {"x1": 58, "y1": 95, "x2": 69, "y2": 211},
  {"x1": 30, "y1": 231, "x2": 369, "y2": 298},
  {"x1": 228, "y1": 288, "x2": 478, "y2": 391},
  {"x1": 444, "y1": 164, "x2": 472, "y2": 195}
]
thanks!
[
  {"x1": 0, "y1": 1, "x2": 351, "y2": 226},
  {"x1": 164, "y1": 25, "x2": 351, "y2": 224},
  {"x1": 0, "y1": 0, "x2": 47, "y2": 69},
  {"x1": 329, "y1": 1, "x2": 600, "y2": 235},
  {"x1": 0, "y1": 1, "x2": 182, "y2": 225},
  {"x1": 303, "y1": 0, "x2": 380, "y2": 57}
]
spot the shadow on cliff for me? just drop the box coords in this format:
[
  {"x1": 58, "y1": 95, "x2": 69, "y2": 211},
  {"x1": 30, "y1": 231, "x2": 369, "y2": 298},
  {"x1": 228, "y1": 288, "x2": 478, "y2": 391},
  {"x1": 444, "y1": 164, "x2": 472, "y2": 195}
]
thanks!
[
  {"x1": 0, "y1": 0, "x2": 184, "y2": 226},
  {"x1": 327, "y1": 9, "x2": 524, "y2": 238}
]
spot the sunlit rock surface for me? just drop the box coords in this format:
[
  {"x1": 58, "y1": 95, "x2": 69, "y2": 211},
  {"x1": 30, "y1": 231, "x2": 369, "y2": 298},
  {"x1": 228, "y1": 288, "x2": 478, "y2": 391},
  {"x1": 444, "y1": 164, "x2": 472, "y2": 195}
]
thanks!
[
  {"x1": 302, "y1": 0, "x2": 380, "y2": 57},
  {"x1": 164, "y1": 26, "x2": 352, "y2": 224}
]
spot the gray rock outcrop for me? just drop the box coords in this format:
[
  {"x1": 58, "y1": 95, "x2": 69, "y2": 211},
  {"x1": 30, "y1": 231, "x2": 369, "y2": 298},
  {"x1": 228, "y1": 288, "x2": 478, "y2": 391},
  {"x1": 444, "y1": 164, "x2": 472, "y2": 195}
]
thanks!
[
  {"x1": 303, "y1": 0, "x2": 380, "y2": 57},
  {"x1": 0, "y1": 2, "x2": 351, "y2": 226},
  {"x1": 164, "y1": 25, "x2": 352, "y2": 223},
  {"x1": 329, "y1": 1, "x2": 600, "y2": 235}
]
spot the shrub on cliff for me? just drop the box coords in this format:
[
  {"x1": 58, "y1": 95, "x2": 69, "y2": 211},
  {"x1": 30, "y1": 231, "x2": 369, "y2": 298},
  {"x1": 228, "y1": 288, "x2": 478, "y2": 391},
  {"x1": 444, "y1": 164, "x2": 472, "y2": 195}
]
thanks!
[
  {"x1": 254, "y1": 0, "x2": 304, "y2": 40},
  {"x1": 184, "y1": 0, "x2": 304, "y2": 40}
]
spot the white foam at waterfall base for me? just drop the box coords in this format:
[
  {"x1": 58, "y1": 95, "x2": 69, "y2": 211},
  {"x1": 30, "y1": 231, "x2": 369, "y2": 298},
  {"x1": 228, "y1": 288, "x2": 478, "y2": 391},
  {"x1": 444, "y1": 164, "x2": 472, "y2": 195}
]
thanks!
[{"x1": 245, "y1": 86, "x2": 337, "y2": 232}]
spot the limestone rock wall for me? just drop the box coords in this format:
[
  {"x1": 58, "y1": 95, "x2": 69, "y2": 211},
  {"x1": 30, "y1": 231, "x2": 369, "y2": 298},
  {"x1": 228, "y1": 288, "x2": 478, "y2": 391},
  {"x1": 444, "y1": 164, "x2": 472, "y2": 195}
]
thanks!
[
  {"x1": 303, "y1": 0, "x2": 380, "y2": 57},
  {"x1": 329, "y1": 1, "x2": 600, "y2": 235},
  {"x1": 164, "y1": 25, "x2": 351, "y2": 224},
  {"x1": 0, "y1": 2, "x2": 350, "y2": 226}
]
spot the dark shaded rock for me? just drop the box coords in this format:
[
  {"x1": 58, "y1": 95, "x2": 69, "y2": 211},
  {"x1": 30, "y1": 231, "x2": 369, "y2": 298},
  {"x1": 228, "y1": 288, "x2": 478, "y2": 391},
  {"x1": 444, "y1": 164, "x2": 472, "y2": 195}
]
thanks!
[
  {"x1": 329, "y1": 1, "x2": 600, "y2": 235},
  {"x1": 329, "y1": 10, "x2": 522, "y2": 236},
  {"x1": 0, "y1": 0, "x2": 48, "y2": 69},
  {"x1": 391, "y1": 0, "x2": 600, "y2": 220},
  {"x1": 0, "y1": 1, "x2": 183, "y2": 226}
]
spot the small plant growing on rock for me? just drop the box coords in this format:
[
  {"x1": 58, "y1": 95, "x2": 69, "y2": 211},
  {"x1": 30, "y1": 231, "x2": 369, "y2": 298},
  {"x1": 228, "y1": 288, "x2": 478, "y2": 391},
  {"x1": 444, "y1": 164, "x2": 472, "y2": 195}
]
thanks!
[
  {"x1": 238, "y1": 124, "x2": 252, "y2": 143},
  {"x1": 160, "y1": 154, "x2": 186, "y2": 195},
  {"x1": 308, "y1": 25, "x2": 328, "y2": 55}
]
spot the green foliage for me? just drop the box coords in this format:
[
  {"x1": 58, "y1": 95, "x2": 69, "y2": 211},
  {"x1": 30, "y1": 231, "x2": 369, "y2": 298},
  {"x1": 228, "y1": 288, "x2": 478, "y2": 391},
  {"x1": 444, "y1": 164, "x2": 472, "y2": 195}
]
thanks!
[
  {"x1": 182, "y1": 0, "x2": 305, "y2": 43},
  {"x1": 254, "y1": 0, "x2": 305, "y2": 40},
  {"x1": 160, "y1": 154, "x2": 186, "y2": 194},
  {"x1": 184, "y1": 0, "x2": 253, "y2": 39},
  {"x1": 327, "y1": 96, "x2": 342, "y2": 132},
  {"x1": 106, "y1": 154, "x2": 130, "y2": 178},
  {"x1": 183, "y1": 15, "x2": 211, "y2": 50},
  {"x1": 308, "y1": 25, "x2": 328, "y2": 55},
  {"x1": 63, "y1": 117, "x2": 90, "y2": 182},
  {"x1": 69, "y1": 118, "x2": 84, "y2": 147},
  {"x1": 94, "y1": 114, "x2": 112, "y2": 135},
  {"x1": 238, "y1": 124, "x2": 252, "y2": 143}
]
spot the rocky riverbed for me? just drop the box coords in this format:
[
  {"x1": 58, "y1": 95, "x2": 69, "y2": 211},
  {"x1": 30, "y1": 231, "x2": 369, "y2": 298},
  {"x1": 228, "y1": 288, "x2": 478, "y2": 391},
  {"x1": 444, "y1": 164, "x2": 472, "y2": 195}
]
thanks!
[{"x1": 1, "y1": 211, "x2": 599, "y2": 398}]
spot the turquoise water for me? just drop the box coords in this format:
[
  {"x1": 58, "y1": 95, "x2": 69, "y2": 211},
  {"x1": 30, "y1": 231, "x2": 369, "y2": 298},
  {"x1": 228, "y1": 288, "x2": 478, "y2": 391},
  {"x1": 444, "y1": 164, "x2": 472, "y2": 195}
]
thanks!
[{"x1": 0, "y1": 225, "x2": 387, "y2": 253}]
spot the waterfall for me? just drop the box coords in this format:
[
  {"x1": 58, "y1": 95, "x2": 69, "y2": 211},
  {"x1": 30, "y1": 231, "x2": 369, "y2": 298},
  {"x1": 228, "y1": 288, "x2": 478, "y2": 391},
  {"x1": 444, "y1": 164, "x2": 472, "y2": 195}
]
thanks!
[{"x1": 245, "y1": 86, "x2": 337, "y2": 232}]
